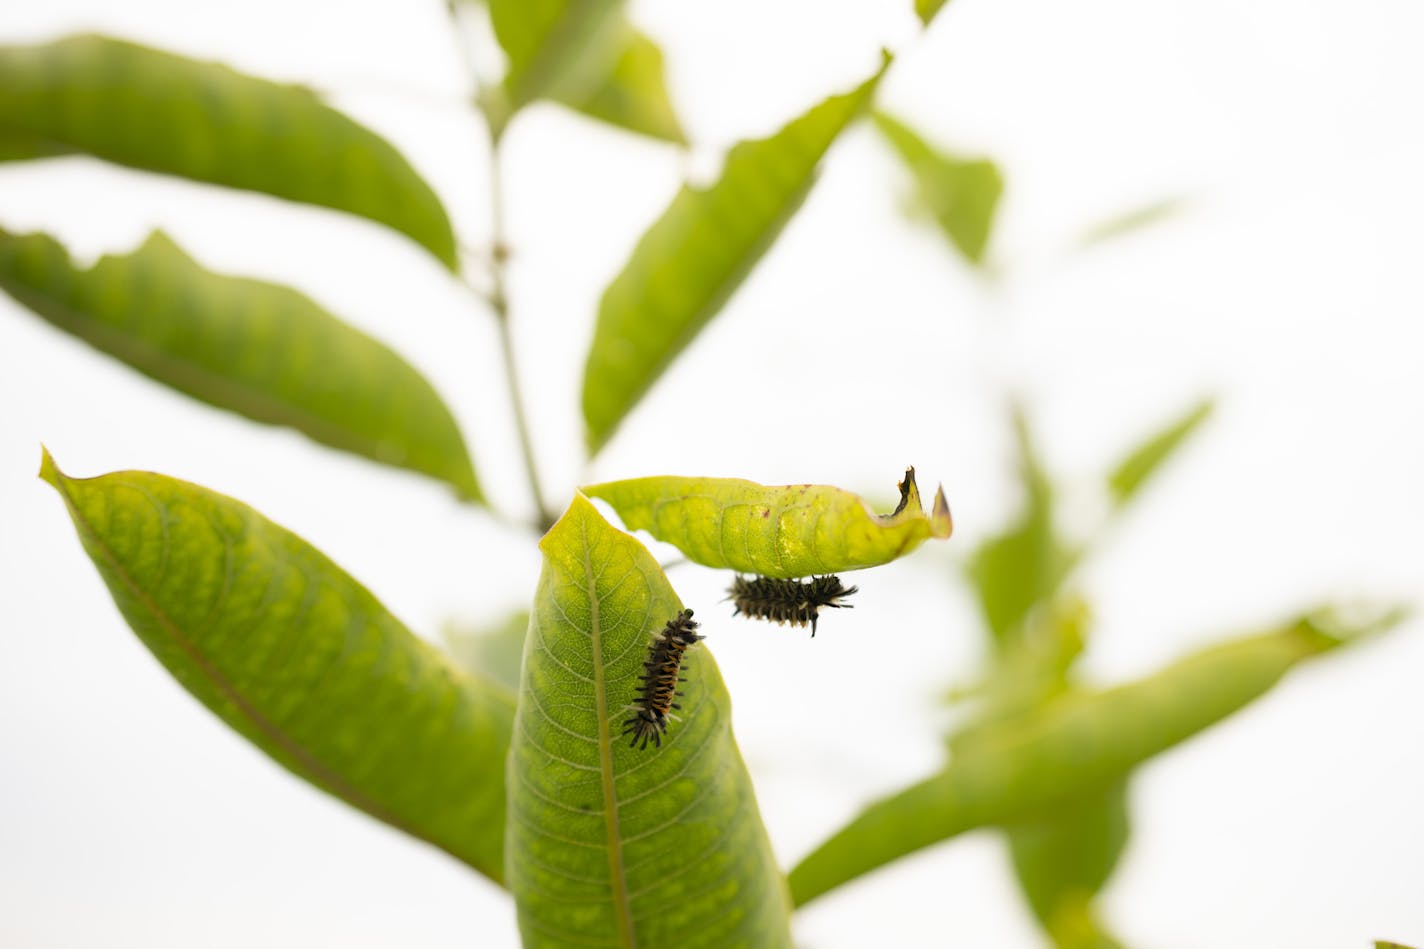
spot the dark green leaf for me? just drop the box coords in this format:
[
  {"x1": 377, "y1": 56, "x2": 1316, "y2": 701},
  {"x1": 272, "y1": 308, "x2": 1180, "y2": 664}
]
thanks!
[
  {"x1": 787, "y1": 607, "x2": 1402, "y2": 906},
  {"x1": 0, "y1": 229, "x2": 482, "y2": 500},
  {"x1": 873, "y1": 111, "x2": 1002, "y2": 266},
  {"x1": 1107, "y1": 399, "x2": 1213, "y2": 508},
  {"x1": 552, "y1": 22, "x2": 686, "y2": 144},
  {"x1": 0, "y1": 35, "x2": 458, "y2": 268},
  {"x1": 582, "y1": 59, "x2": 889, "y2": 453},
  {"x1": 508, "y1": 494, "x2": 791, "y2": 947},
  {"x1": 1006, "y1": 782, "x2": 1130, "y2": 949},
  {"x1": 40, "y1": 452, "x2": 513, "y2": 883},
  {"x1": 966, "y1": 409, "x2": 1071, "y2": 645}
]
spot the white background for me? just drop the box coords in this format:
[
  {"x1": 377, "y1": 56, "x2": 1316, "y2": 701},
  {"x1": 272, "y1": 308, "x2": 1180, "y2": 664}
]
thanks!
[{"x1": 2, "y1": 1, "x2": 1422, "y2": 947}]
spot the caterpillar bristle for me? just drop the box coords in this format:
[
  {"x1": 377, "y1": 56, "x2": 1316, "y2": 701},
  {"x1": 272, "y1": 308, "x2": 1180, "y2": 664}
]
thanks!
[
  {"x1": 728, "y1": 575, "x2": 857, "y2": 637},
  {"x1": 622, "y1": 609, "x2": 704, "y2": 751}
]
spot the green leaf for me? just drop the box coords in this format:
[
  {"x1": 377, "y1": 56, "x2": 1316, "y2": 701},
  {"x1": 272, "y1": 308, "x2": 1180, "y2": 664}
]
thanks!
[
  {"x1": 584, "y1": 466, "x2": 952, "y2": 578},
  {"x1": 0, "y1": 229, "x2": 482, "y2": 500},
  {"x1": 1375, "y1": 942, "x2": 1419, "y2": 949},
  {"x1": 508, "y1": 494, "x2": 791, "y2": 947},
  {"x1": 0, "y1": 35, "x2": 457, "y2": 268},
  {"x1": 488, "y1": 0, "x2": 626, "y2": 122},
  {"x1": 443, "y1": 611, "x2": 531, "y2": 697},
  {"x1": 1107, "y1": 398, "x2": 1213, "y2": 508},
  {"x1": 966, "y1": 409, "x2": 1071, "y2": 644},
  {"x1": 787, "y1": 607, "x2": 1403, "y2": 906},
  {"x1": 1078, "y1": 197, "x2": 1186, "y2": 249},
  {"x1": 39, "y1": 451, "x2": 513, "y2": 883},
  {"x1": 1006, "y1": 782, "x2": 1130, "y2": 949},
  {"x1": 915, "y1": 0, "x2": 954, "y2": 26},
  {"x1": 581, "y1": 59, "x2": 889, "y2": 453},
  {"x1": 873, "y1": 111, "x2": 1002, "y2": 266},
  {"x1": 552, "y1": 23, "x2": 686, "y2": 144}
]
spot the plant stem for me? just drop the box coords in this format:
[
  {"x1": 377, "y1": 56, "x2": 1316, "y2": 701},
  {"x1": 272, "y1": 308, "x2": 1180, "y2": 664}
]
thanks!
[{"x1": 486, "y1": 128, "x2": 555, "y2": 532}]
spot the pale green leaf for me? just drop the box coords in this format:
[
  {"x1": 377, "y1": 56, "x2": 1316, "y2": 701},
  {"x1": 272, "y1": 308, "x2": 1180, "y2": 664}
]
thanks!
[
  {"x1": 787, "y1": 607, "x2": 1403, "y2": 905},
  {"x1": 488, "y1": 0, "x2": 625, "y2": 120},
  {"x1": 581, "y1": 59, "x2": 889, "y2": 453},
  {"x1": 873, "y1": 111, "x2": 1002, "y2": 266},
  {"x1": 443, "y1": 611, "x2": 530, "y2": 697},
  {"x1": 508, "y1": 494, "x2": 791, "y2": 947},
  {"x1": 1006, "y1": 782, "x2": 1129, "y2": 949},
  {"x1": 966, "y1": 409, "x2": 1071, "y2": 644},
  {"x1": 0, "y1": 35, "x2": 457, "y2": 268},
  {"x1": 1079, "y1": 197, "x2": 1186, "y2": 249},
  {"x1": 40, "y1": 451, "x2": 513, "y2": 882},
  {"x1": 584, "y1": 467, "x2": 952, "y2": 578},
  {"x1": 553, "y1": 23, "x2": 686, "y2": 144},
  {"x1": 1107, "y1": 398, "x2": 1213, "y2": 507},
  {"x1": 1, "y1": 229, "x2": 482, "y2": 501},
  {"x1": 916, "y1": 0, "x2": 954, "y2": 26}
]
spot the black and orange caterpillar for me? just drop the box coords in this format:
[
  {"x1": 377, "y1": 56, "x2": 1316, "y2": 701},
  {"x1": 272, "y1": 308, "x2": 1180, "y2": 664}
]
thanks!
[
  {"x1": 622, "y1": 609, "x2": 703, "y2": 750},
  {"x1": 728, "y1": 574, "x2": 857, "y2": 637}
]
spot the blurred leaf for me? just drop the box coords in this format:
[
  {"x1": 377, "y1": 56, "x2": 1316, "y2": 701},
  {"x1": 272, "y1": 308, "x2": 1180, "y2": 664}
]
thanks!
[
  {"x1": 553, "y1": 22, "x2": 686, "y2": 144},
  {"x1": 1375, "y1": 942, "x2": 1419, "y2": 948},
  {"x1": 873, "y1": 111, "x2": 1002, "y2": 266},
  {"x1": 787, "y1": 607, "x2": 1403, "y2": 906},
  {"x1": 948, "y1": 595, "x2": 1089, "y2": 726},
  {"x1": 488, "y1": 0, "x2": 625, "y2": 123},
  {"x1": 581, "y1": 58, "x2": 889, "y2": 453},
  {"x1": 0, "y1": 128, "x2": 71, "y2": 160},
  {"x1": 967, "y1": 409, "x2": 1072, "y2": 645},
  {"x1": 443, "y1": 611, "x2": 530, "y2": 696},
  {"x1": 1078, "y1": 197, "x2": 1186, "y2": 249},
  {"x1": 915, "y1": 0, "x2": 953, "y2": 26},
  {"x1": 40, "y1": 452, "x2": 513, "y2": 883},
  {"x1": 1006, "y1": 781, "x2": 1130, "y2": 949},
  {"x1": 1107, "y1": 398, "x2": 1213, "y2": 508},
  {"x1": 0, "y1": 35, "x2": 458, "y2": 268},
  {"x1": 0, "y1": 229, "x2": 482, "y2": 501},
  {"x1": 584, "y1": 466, "x2": 952, "y2": 578},
  {"x1": 508, "y1": 494, "x2": 791, "y2": 947}
]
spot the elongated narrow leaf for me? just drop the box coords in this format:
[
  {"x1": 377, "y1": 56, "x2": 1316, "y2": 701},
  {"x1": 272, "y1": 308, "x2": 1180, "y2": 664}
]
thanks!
[
  {"x1": 508, "y1": 494, "x2": 791, "y2": 947},
  {"x1": 1079, "y1": 197, "x2": 1186, "y2": 249},
  {"x1": 552, "y1": 23, "x2": 686, "y2": 144},
  {"x1": 584, "y1": 467, "x2": 951, "y2": 578},
  {"x1": 967, "y1": 410, "x2": 1070, "y2": 644},
  {"x1": 1006, "y1": 782, "x2": 1129, "y2": 949},
  {"x1": 1107, "y1": 398, "x2": 1213, "y2": 507},
  {"x1": 873, "y1": 111, "x2": 1002, "y2": 266},
  {"x1": 0, "y1": 35, "x2": 457, "y2": 268},
  {"x1": 0, "y1": 229, "x2": 481, "y2": 500},
  {"x1": 40, "y1": 452, "x2": 513, "y2": 882},
  {"x1": 581, "y1": 60, "x2": 888, "y2": 453},
  {"x1": 788, "y1": 608, "x2": 1401, "y2": 905},
  {"x1": 488, "y1": 0, "x2": 625, "y2": 119}
]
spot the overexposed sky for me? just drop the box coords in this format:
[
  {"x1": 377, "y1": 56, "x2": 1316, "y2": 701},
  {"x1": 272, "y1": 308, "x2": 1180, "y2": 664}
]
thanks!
[{"x1": 2, "y1": 1, "x2": 1422, "y2": 947}]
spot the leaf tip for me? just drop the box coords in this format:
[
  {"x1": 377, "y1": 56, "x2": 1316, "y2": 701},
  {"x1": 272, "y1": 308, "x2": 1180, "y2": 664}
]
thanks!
[
  {"x1": 931, "y1": 484, "x2": 953, "y2": 537},
  {"x1": 36, "y1": 444, "x2": 63, "y2": 490}
]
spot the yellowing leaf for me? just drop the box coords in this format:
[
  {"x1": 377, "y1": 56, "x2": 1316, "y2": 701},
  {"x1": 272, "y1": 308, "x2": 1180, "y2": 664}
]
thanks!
[{"x1": 584, "y1": 467, "x2": 952, "y2": 578}]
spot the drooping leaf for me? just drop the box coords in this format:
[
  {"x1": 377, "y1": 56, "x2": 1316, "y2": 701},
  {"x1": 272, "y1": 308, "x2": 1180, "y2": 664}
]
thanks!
[
  {"x1": 487, "y1": 0, "x2": 626, "y2": 123},
  {"x1": 0, "y1": 35, "x2": 457, "y2": 268},
  {"x1": 39, "y1": 452, "x2": 513, "y2": 883},
  {"x1": 873, "y1": 111, "x2": 1002, "y2": 266},
  {"x1": 1006, "y1": 782, "x2": 1130, "y2": 949},
  {"x1": 584, "y1": 467, "x2": 952, "y2": 578},
  {"x1": 915, "y1": 0, "x2": 954, "y2": 26},
  {"x1": 553, "y1": 22, "x2": 685, "y2": 144},
  {"x1": 443, "y1": 611, "x2": 530, "y2": 697},
  {"x1": 966, "y1": 409, "x2": 1071, "y2": 644},
  {"x1": 787, "y1": 607, "x2": 1403, "y2": 906},
  {"x1": 507, "y1": 494, "x2": 791, "y2": 947},
  {"x1": 1078, "y1": 197, "x2": 1186, "y2": 249},
  {"x1": 0, "y1": 229, "x2": 482, "y2": 501},
  {"x1": 1107, "y1": 398, "x2": 1213, "y2": 508},
  {"x1": 581, "y1": 59, "x2": 889, "y2": 453}
]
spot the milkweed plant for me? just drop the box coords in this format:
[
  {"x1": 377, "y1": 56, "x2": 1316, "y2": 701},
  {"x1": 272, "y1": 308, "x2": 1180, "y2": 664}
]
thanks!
[{"x1": 1, "y1": 3, "x2": 1410, "y2": 948}]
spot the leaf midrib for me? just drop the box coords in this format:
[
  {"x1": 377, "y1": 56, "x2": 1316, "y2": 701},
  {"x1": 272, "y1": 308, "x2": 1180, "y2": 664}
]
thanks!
[
  {"x1": 52, "y1": 473, "x2": 494, "y2": 880},
  {"x1": 581, "y1": 526, "x2": 636, "y2": 948}
]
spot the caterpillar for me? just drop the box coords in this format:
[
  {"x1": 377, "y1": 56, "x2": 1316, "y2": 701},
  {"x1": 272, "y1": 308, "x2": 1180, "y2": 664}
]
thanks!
[
  {"x1": 728, "y1": 575, "x2": 857, "y2": 637},
  {"x1": 622, "y1": 609, "x2": 703, "y2": 750}
]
